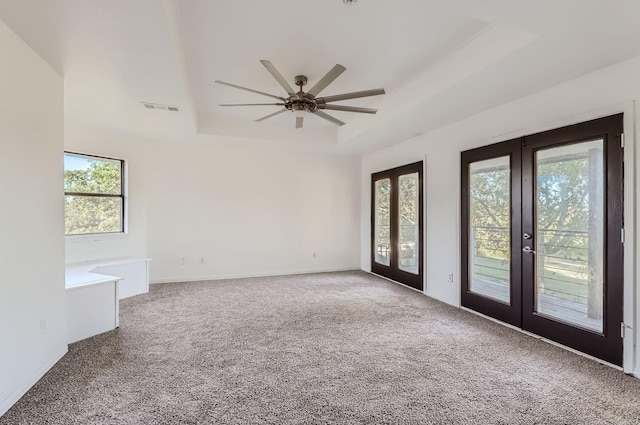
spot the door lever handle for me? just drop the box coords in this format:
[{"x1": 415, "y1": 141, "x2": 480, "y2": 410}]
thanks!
[{"x1": 522, "y1": 246, "x2": 536, "y2": 254}]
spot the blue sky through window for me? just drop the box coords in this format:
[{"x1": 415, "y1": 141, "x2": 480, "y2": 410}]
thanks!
[{"x1": 64, "y1": 153, "x2": 93, "y2": 171}]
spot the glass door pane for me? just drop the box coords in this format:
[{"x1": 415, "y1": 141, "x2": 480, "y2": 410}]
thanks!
[
  {"x1": 534, "y1": 140, "x2": 604, "y2": 332},
  {"x1": 469, "y1": 157, "x2": 511, "y2": 304},
  {"x1": 398, "y1": 173, "x2": 419, "y2": 274},
  {"x1": 374, "y1": 178, "x2": 391, "y2": 266}
]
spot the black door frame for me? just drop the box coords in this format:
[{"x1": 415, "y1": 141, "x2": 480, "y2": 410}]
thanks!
[
  {"x1": 461, "y1": 114, "x2": 624, "y2": 365},
  {"x1": 371, "y1": 161, "x2": 424, "y2": 290}
]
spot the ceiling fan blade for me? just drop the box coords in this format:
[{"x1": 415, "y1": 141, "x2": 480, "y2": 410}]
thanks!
[
  {"x1": 313, "y1": 110, "x2": 345, "y2": 127},
  {"x1": 220, "y1": 103, "x2": 284, "y2": 106},
  {"x1": 255, "y1": 108, "x2": 288, "y2": 122},
  {"x1": 215, "y1": 80, "x2": 285, "y2": 101},
  {"x1": 296, "y1": 116, "x2": 304, "y2": 129},
  {"x1": 318, "y1": 104, "x2": 377, "y2": 114},
  {"x1": 306, "y1": 64, "x2": 347, "y2": 97},
  {"x1": 317, "y1": 88, "x2": 385, "y2": 103},
  {"x1": 260, "y1": 60, "x2": 296, "y2": 96}
]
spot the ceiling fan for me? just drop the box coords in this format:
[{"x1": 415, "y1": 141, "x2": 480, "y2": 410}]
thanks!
[{"x1": 215, "y1": 60, "x2": 385, "y2": 129}]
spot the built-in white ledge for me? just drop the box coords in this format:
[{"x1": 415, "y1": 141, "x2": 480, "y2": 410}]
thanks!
[{"x1": 65, "y1": 256, "x2": 151, "y2": 344}]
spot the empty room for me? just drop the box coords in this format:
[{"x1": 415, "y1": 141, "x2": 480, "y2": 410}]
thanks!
[{"x1": 1, "y1": 0, "x2": 640, "y2": 423}]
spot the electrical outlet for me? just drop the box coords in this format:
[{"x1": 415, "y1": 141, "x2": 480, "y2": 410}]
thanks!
[
  {"x1": 40, "y1": 319, "x2": 46, "y2": 334},
  {"x1": 180, "y1": 257, "x2": 187, "y2": 266},
  {"x1": 448, "y1": 273, "x2": 454, "y2": 283}
]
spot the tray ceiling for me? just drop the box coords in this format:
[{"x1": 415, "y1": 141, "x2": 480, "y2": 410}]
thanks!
[{"x1": 1, "y1": 0, "x2": 640, "y2": 153}]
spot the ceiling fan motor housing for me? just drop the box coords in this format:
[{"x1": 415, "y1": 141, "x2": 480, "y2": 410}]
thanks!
[
  {"x1": 285, "y1": 97, "x2": 317, "y2": 113},
  {"x1": 285, "y1": 75, "x2": 317, "y2": 113}
]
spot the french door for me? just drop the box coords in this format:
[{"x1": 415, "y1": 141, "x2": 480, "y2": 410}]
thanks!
[
  {"x1": 371, "y1": 162, "x2": 423, "y2": 290},
  {"x1": 461, "y1": 114, "x2": 624, "y2": 366}
]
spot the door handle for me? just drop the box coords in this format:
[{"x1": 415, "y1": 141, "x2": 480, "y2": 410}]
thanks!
[{"x1": 522, "y1": 246, "x2": 536, "y2": 254}]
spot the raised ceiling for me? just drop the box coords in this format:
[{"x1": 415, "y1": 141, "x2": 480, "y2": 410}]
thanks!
[{"x1": 1, "y1": 0, "x2": 640, "y2": 153}]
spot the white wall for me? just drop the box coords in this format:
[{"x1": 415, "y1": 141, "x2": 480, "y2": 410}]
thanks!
[
  {"x1": 147, "y1": 139, "x2": 361, "y2": 282},
  {"x1": 360, "y1": 54, "x2": 640, "y2": 375},
  {"x1": 0, "y1": 19, "x2": 66, "y2": 415},
  {"x1": 65, "y1": 128, "x2": 361, "y2": 282}
]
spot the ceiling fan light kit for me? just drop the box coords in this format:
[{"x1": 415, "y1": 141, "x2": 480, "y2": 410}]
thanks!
[{"x1": 215, "y1": 60, "x2": 384, "y2": 129}]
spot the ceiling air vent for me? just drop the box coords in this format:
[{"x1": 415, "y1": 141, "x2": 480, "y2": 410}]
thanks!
[{"x1": 141, "y1": 102, "x2": 180, "y2": 112}]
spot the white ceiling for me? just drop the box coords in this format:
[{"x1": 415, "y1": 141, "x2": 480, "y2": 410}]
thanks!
[{"x1": 1, "y1": 0, "x2": 640, "y2": 154}]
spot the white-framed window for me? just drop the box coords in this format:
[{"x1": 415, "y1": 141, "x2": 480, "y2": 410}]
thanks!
[{"x1": 64, "y1": 152, "x2": 125, "y2": 236}]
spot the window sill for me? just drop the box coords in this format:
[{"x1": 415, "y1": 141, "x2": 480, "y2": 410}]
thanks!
[{"x1": 65, "y1": 232, "x2": 128, "y2": 243}]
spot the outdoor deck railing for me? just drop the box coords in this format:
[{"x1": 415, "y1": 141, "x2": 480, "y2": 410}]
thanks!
[
  {"x1": 375, "y1": 224, "x2": 418, "y2": 268},
  {"x1": 471, "y1": 226, "x2": 592, "y2": 303}
]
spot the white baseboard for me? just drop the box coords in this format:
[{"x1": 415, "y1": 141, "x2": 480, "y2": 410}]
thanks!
[
  {"x1": 150, "y1": 266, "x2": 361, "y2": 284},
  {"x1": 0, "y1": 344, "x2": 68, "y2": 417}
]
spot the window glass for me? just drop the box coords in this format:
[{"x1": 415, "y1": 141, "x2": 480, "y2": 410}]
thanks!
[{"x1": 64, "y1": 152, "x2": 124, "y2": 235}]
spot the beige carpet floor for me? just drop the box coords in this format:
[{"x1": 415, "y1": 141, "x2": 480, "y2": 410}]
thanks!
[{"x1": 2, "y1": 271, "x2": 639, "y2": 424}]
